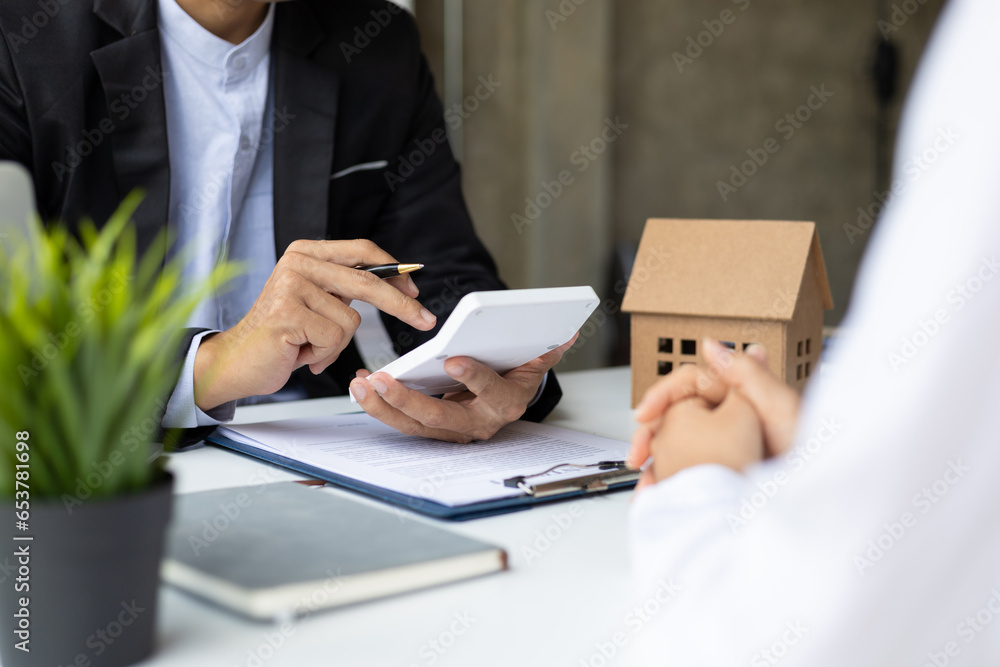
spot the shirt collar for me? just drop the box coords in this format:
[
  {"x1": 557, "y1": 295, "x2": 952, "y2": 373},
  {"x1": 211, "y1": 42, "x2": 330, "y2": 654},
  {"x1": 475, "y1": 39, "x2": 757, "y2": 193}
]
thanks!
[{"x1": 157, "y1": 0, "x2": 275, "y2": 75}]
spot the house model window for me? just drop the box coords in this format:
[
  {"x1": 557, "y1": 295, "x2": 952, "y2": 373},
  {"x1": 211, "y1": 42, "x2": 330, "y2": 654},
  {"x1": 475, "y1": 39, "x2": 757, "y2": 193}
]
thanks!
[{"x1": 621, "y1": 218, "x2": 833, "y2": 408}]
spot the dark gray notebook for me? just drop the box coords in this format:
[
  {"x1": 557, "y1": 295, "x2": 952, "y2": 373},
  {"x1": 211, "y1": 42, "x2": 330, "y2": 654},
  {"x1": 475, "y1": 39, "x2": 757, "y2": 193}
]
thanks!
[{"x1": 162, "y1": 483, "x2": 507, "y2": 620}]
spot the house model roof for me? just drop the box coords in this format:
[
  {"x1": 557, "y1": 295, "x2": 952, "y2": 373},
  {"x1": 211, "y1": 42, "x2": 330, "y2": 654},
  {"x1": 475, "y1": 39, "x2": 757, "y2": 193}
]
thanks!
[{"x1": 622, "y1": 219, "x2": 833, "y2": 321}]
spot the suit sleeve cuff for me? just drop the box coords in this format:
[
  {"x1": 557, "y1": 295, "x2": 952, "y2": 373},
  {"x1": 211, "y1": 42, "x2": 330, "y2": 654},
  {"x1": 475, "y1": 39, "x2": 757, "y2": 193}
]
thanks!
[
  {"x1": 520, "y1": 369, "x2": 562, "y2": 422},
  {"x1": 527, "y1": 372, "x2": 548, "y2": 408},
  {"x1": 162, "y1": 330, "x2": 237, "y2": 429}
]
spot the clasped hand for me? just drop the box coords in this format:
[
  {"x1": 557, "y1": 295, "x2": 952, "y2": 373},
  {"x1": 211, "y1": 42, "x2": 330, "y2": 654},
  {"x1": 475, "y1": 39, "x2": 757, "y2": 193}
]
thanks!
[{"x1": 627, "y1": 339, "x2": 802, "y2": 491}]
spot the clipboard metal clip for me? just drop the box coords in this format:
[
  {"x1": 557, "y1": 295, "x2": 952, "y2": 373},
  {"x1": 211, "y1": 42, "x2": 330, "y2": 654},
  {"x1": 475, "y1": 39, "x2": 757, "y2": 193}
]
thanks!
[{"x1": 503, "y1": 460, "x2": 639, "y2": 498}]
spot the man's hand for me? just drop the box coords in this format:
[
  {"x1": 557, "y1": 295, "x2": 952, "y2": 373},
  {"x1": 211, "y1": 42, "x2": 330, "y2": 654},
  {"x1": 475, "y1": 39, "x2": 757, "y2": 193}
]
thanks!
[
  {"x1": 193, "y1": 239, "x2": 437, "y2": 410},
  {"x1": 628, "y1": 339, "x2": 802, "y2": 486},
  {"x1": 349, "y1": 335, "x2": 577, "y2": 444}
]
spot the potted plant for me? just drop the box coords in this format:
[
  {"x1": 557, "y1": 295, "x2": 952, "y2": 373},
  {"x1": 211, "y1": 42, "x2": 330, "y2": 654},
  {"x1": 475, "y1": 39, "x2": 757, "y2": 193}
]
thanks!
[{"x1": 0, "y1": 191, "x2": 237, "y2": 666}]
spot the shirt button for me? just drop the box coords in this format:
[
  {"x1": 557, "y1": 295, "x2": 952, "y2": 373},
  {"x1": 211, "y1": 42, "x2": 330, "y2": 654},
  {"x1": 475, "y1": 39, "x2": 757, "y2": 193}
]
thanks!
[
  {"x1": 232, "y1": 55, "x2": 247, "y2": 70},
  {"x1": 240, "y1": 136, "x2": 253, "y2": 151}
]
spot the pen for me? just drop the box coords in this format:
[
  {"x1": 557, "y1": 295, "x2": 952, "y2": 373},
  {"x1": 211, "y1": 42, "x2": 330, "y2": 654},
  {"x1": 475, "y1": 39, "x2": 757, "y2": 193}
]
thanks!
[{"x1": 358, "y1": 263, "x2": 424, "y2": 279}]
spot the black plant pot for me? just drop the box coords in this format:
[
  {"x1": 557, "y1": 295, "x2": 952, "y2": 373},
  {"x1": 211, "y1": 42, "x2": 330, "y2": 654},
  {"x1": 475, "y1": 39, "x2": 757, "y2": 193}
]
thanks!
[{"x1": 1, "y1": 472, "x2": 173, "y2": 667}]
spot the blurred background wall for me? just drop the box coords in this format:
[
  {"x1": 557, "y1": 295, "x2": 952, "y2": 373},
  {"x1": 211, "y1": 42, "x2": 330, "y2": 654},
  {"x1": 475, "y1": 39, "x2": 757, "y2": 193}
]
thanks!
[{"x1": 412, "y1": 0, "x2": 946, "y2": 370}]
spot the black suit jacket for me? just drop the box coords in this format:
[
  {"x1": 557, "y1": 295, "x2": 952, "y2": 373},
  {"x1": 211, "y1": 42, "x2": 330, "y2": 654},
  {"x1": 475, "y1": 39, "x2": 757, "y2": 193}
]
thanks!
[{"x1": 0, "y1": 0, "x2": 561, "y2": 430}]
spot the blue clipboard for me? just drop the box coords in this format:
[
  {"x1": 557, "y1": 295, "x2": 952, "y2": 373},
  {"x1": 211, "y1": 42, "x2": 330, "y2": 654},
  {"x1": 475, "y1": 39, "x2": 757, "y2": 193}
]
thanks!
[{"x1": 206, "y1": 432, "x2": 638, "y2": 521}]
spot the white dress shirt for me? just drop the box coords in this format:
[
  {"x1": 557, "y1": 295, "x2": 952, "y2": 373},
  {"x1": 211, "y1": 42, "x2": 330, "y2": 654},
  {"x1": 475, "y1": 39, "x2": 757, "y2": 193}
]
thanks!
[
  {"x1": 628, "y1": 0, "x2": 1000, "y2": 664},
  {"x1": 157, "y1": 0, "x2": 277, "y2": 428}
]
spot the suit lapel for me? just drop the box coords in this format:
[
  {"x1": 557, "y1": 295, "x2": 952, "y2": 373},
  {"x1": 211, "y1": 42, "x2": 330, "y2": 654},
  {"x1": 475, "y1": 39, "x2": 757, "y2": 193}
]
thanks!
[
  {"x1": 272, "y1": 2, "x2": 338, "y2": 258},
  {"x1": 90, "y1": 0, "x2": 169, "y2": 260}
]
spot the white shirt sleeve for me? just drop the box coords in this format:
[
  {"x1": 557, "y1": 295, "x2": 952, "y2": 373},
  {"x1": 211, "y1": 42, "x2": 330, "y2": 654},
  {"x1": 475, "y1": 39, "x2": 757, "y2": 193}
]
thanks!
[
  {"x1": 626, "y1": 1, "x2": 1000, "y2": 664},
  {"x1": 162, "y1": 330, "x2": 236, "y2": 429},
  {"x1": 527, "y1": 370, "x2": 548, "y2": 408}
]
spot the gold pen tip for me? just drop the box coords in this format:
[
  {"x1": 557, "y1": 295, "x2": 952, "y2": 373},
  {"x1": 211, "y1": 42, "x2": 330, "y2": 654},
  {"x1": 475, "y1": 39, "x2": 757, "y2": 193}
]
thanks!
[{"x1": 397, "y1": 263, "x2": 424, "y2": 275}]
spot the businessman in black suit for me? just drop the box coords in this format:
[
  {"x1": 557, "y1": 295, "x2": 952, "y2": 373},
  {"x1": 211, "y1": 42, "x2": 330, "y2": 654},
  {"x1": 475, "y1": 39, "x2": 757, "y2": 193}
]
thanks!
[{"x1": 0, "y1": 0, "x2": 567, "y2": 443}]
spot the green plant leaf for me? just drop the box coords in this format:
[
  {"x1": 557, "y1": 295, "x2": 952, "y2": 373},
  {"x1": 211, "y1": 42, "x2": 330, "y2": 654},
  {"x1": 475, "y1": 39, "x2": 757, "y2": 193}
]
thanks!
[{"x1": 0, "y1": 190, "x2": 240, "y2": 500}]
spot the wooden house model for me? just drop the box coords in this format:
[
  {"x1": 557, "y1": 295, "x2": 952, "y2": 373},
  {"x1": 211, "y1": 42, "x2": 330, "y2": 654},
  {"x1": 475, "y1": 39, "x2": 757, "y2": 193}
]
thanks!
[{"x1": 622, "y1": 219, "x2": 833, "y2": 407}]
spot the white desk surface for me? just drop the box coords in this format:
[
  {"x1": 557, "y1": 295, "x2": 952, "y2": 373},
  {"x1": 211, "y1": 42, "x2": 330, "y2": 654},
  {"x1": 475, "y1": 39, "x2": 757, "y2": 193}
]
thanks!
[{"x1": 153, "y1": 366, "x2": 636, "y2": 667}]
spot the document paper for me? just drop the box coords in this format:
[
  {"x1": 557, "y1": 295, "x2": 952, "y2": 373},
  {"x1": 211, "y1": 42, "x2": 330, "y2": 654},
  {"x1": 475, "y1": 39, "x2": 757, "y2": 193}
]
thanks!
[{"x1": 217, "y1": 414, "x2": 630, "y2": 507}]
